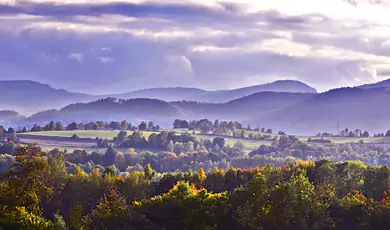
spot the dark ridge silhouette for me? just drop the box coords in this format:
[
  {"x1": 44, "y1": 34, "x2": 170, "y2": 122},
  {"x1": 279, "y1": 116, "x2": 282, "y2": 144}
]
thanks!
[
  {"x1": 0, "y1": 80, "x2": 95, "y2": 115},
  {"x1": 358, "y1": 78, "x2": 390, "y2": 90},
  {"x1": 27, "y1": 97, "x2": 188, "y2": 127},
  {"x1": 0, "y1": 80, "x2": 317, "y2": 115},
  {"x1": 103, "y1": 80, "x2": 317, "y2": 103}
]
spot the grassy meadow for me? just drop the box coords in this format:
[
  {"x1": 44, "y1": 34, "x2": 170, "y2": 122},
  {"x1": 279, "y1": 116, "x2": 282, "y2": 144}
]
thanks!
[
  {"x1": 23, "y1": 129, "x2": 390, "y2": 154},
  {"x1": 26, "y1": 130, "x2": 159, "y2": 140}
]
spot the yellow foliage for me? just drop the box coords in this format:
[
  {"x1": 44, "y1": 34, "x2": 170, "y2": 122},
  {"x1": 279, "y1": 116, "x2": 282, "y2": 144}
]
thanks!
[{"x1": 5, "y1": 206, "x2": 53, "y2": 229}]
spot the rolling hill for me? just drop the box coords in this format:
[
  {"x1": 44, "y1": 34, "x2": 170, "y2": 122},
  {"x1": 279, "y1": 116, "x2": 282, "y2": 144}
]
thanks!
[
  {"x1": 7, "y1": 80, "x2": 390, "y2": 136},
  {"x1": 27, "y1": 97, "x2": 188, "y2": 127},
  {"x1": 255, "y1": 87, "x2": 390, "y2": 135},
  {"x1": 102, "y1": 80, "x2": 317, "y2": 103},
  {"x1": 358, "y1": 78, "x2": 390, "y2": 90},
  {"x1": 106, "y1": 87, "x2": 208, "y2": 102},
  {"x1": 0, "y1": 80, "x2": 95, "y2": 115},
  {"x1": 0, "y1": 80, "x2": 317, "y2": 115},
  {"x1": 0, "y1": 110, "x2": 26, "y2": 127},
  {"x1": 188, "y1": 80, "x2": 317, "y2": 103}
]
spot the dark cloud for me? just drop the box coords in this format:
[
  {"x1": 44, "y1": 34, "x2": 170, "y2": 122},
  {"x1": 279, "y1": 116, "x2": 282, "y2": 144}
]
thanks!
[{"x1": 0, "y1": 0, "x2": 388, "y2": 93}]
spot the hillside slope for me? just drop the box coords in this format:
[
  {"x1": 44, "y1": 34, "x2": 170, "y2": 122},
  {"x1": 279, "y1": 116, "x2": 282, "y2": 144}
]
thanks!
[
  {"x1": 188, "y1": 80, "x2": 317, "y2": 103},
  {"x1": 358, "y1": 79, "x2": 390, "y2": 90},
  {"x1": 0, "y1": 80, "x2": 95, "y2": 114},
  {"x1": 27, "y1": 97, "x2": 188, "y2": 127},
  {"x1": 256, "y1": 87, "x2": 390, "y2": 135},
  {"x1": 106, "y1": 87, "x2": 208, "y2": 102}
]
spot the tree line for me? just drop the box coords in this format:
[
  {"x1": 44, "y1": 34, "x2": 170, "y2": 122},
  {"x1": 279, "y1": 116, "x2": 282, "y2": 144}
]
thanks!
[
  {"x1": 2, "y1": 145, "x2": 390, "y2": 229},
  {"x1": 173, "y1": 119, "x2": 275, "y2": 136}
]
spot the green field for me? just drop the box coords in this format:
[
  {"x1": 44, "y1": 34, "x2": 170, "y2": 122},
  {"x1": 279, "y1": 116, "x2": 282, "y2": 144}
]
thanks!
[
  {"x1": 38, "y1": 145, "x2": 158, "y2": 154},
  {"x1": 298, "y1": 136, "x2": 390, "y2": 144},
  {"x1": 26, "y1": 130, "x2": 159, "y2": 140},
  {"x1": 24, "y1": 130, "x2": 273, "y2": 151}
]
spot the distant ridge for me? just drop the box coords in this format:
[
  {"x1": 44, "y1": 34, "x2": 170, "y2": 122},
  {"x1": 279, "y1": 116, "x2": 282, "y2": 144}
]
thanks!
[
  {"x1": 104, "y1": 80, "x2": 317, "y2": 103},
  {"x1": 0, "y1": 80, "x2": 317, "y2": 114},
  {"x1": 0, "y1": 80, "x2": 95, "y2": 115},
  {"x1": 357, "y1": 78, "x2": 390, "y2": 90},
  {"x1": 187, "y1": 80, "x2": 317, "y2": 103}
]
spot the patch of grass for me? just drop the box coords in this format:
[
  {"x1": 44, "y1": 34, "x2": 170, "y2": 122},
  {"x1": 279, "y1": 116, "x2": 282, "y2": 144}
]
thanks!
[
  {"x1": 25, "y1": 129, "x2": 272, "y2": 151},
  {"x1": 38, "y1": 145, "x2": 160, "y2": 154},
  {"x1": 25, "y1": 130, "x2": 159, "y2": 140},
  {"x1": 298, "y1": 136, "x2": 390, "y2": 144},
  {"x1": 197, "y1": 134, "x2": 271, "y2": 150}
]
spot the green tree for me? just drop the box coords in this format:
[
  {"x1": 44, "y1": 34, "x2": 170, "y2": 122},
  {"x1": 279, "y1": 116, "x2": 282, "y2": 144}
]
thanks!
[{"x1": 144, "y1": 164, "x2": 155, "y2": 181}]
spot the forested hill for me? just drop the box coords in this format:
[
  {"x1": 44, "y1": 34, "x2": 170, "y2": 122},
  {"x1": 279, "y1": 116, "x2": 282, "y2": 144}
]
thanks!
[
  {"x1": 105, "y1": 87, "x2": 208, "y2": 102},
  {"x1": 0, "y1": 80, "x2": 317, "y2": 115},
  {"x1": 0, "y1": 80, "x2": 94, "y2": 114},
  {"x1": 27, "y1": 98, "x2": 188, "y2": 126},
  {"x1": 9, "y1": 87, "x2": 390, "y2": 135},
  {"x1": 187, "y1": 80, "x2": 317, "y2": 103},
  {"x1": 358, "y1": 78, "x2": 390, "y2": 90},
  {"x1": 0, "y1": 110, "x2": 26, "y2": 127},
  {"x1": 6, "y1": 81, "x2": 390, "y2": 135},
  {"x1": 256, "y1": 87, "x2": 390, "y2": 134},
  {"x1": 103, "y1": 80, "x2": 317, "y2": 103}
]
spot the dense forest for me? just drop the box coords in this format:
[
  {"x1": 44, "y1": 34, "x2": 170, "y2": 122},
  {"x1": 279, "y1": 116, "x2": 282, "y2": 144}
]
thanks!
[
  {"x1": 3, "y1": 117, "x2": 390, "y2": 229},
  {"x1": 1, "y1": 144, "x2": 390, "y2": 229}
]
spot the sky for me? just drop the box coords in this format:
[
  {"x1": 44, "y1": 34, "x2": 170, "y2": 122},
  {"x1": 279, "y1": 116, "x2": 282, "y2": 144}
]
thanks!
[{"x1": 0, "y1": 0, "x2": 389, "y2": 94}]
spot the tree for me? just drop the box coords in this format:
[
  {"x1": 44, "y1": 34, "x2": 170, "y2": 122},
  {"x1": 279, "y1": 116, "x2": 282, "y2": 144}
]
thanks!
[
  {"x1": 181, "y1": 120, "x2": 189, "y2": 129},
  {"x1": 110, "y1": 121, "x2": 121, "y2": 130},
  {"x1": 148, "y1": 121, "x2": 154, "y2": 131},
  {"x1": 1, "y1": 145, "x2": 51, "y2": 214},
  {"x1": 197, "y1": 168, "x2": 206, "y2": 187},
  {"x1": 173, "y1": 119, "x2": 182, "y2": 129},
  {"x1": 114, "y1": 131, "x2": 128, "y2": 147},
  {"x1": 21, "y1": 127, "x2": 28, "y2": 133},
  {"x1": 138, "y1": 121, "x2": 147, "y2": 131},
  {"x1": 144, "y1": 164, "x2": 155, "y2": 181},
  {"x1": 55, "y1": 121, "x2": 64, "y2": 131},
  {"x1": 214, "y1": 120, "x2": 220, "y2": 129},
  {"x1": 234, "y1": 141, "x2": 245, "y2": 152},
  {"x1": 66, "y1": 122, "x2": 79, "y2": 131},
  {"x1": 81, "y1": 187, "x2": 139, "y2": 230},
  {"x1": 48, "y1": 121, "x2": 55, "y2": 131},
  {"x1": 103, "y1": 146, "x2": 118, "y2": 166},
  {"x1": 386, "y1": 130, "x2": 390, "y2": 137},
  {"x1": 212, "y1": 137, "x2": 225, "y2": 149},
  {"x1": 121, "y1": 120, "x2": 129, "y2": 130},
  {"x1": 266, "y1": 129, "x2": 273, "y2": 134},
  {"x1": 167, "y1": 140, "x2": 174, "y2": 152},
  {"x1": 362, "y1": 131, "x2": 369, "y2": 137},
  {"x1": 2, "y1": 206, "x2": 53, "y2": 229},
  {"x1": 240, "y1": 129, "x2": 246, "y2": 138}
]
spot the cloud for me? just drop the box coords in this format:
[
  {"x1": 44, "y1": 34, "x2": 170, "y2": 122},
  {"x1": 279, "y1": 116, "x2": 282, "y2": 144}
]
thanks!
[
  {"x1": 0, "y1": 0, "x2": 389, "y2": 93},
  {"x1": 68, "y1": 53, "x2": 83, "y2": 62}
]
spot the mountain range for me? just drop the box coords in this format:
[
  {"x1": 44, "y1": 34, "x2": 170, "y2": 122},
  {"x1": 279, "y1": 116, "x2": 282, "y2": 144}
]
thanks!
[
  {"x1": 0, "y1": 79, "x2": 316, "y2": 114},
  {"x1": 1, "y1": 79, "x2": 390, "y2": 135}
]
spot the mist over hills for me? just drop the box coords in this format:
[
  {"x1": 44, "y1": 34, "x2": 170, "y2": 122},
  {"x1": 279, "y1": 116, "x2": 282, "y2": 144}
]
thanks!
[
  {"x1": 106, "y1": 87, "x2": 208, "y2": 102},
  {"x1": 0, "y1": 80, "x2": 95, "y2": 115},
  {"x1": 106, "y1": 80, "x2": 317, "y2": 103},
  {"x1": 358, "y1": 79, "x2": 390, "y2": 90},
  {"x1": 2, "y1": 79, "x2": 390, "y2": 135},
  {"x1": 256, "y1": 87, "x2": 390, "y2": 135},
  {"x1": 0, "y1": 79, "x2": 316, "y2": 114},
  {"x1": 26, "y1": 98, "x2": 188, "y2": 127},
  {"x1": 187, "y1": 80, "x2": 317, "y2": 103}
]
